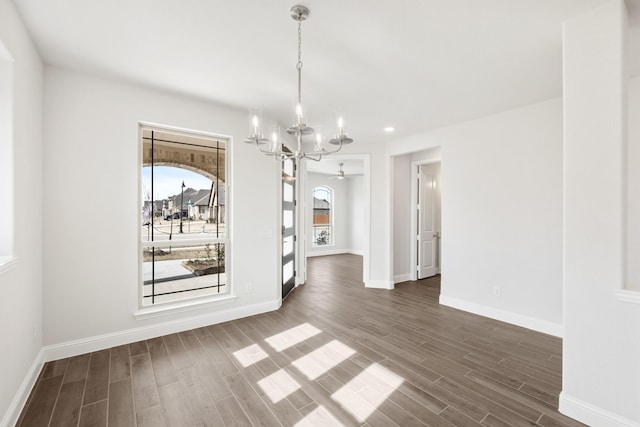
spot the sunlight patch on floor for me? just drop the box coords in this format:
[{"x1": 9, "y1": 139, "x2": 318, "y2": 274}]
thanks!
[
  {"x1": 264, "y1": 323, "x2": 322, "y2": 352},
  {"x1": 331, "y1": 363, "x2": 404, "y2": 423},
  {"x1": 294, "y1": 405, "x2": 344, "y2": 427},
  {"x1": 232, "y1": 343, "x2": 269, "y2": 367},
  {"x1": 257, "y1": 369, "x2": 302, "y2": 403},
  {"x1": 292, "y1": 340, "x2": 356, "y2": 380}
]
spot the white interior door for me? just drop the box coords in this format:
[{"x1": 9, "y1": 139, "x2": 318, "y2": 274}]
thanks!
[{"x1": 418, "y1": 166, "x2": 437, "y2": 279}]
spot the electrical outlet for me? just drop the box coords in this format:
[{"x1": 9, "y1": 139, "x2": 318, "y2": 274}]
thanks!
[
  {"x1": 246, "y1": 283, "x2": 253, "y2": 293},
  {"x1": 32, "y1": 326, "x2": 38, "y2": 343},
  {"x1": 493, "y1": 286, "x2": 502, "y2": 297}
]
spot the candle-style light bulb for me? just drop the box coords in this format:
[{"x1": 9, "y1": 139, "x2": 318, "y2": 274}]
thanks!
[
  {"x1": 315, "y1": 132, "x2": 322, "y2": 151},
  {"x1": 296, "y1": 103, "x2": 303, "y2": 124},
  {"x1": 252, "y1": 115, "x2": 259, "y2": 136},
  {"x1": 337, "y1": 116, "x2": 344, "y2": 135},
  {"x1": 271, "y1": 131, "x2": 278, "y2": 152}
]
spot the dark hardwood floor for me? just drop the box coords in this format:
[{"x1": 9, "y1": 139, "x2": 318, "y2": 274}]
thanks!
[{"x1": 18, "y1": 254, "x2": 584, "y2": 426}]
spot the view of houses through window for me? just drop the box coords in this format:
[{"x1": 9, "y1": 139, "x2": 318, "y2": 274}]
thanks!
[
  {"x1": 313, "y1": 186, "x2": 332, "y2": 246},
  {"x1": 140, "y1": 127, "x2": 228, "y2": 306}
]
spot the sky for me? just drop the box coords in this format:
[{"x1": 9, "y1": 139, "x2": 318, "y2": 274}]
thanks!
[
  {"x1": 142, "y1": 166, "x2": 212, "y2": 200},
  {"x1": 313, "y1": 187, "x2": 330, "y2": 202}
]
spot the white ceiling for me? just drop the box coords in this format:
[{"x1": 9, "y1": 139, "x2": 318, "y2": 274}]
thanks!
[
  {"x1": 12, "y1": 0, "x2": 640, "y2": 145},
  {"x1": 306, "y1": 159, "x2": 364, "y2": 176}
]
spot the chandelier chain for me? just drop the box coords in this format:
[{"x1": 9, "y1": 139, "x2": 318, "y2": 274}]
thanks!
[
  {"x1": 296, "y1": 17, "x2": 303, "y2": 104},
  {"x1": 297, "y1": 19, "x2": 302, "y2": 70}
]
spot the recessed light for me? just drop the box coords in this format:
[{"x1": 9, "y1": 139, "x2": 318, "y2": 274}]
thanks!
[{"x1": 384, "y1": 127, "x2": 395, "y2": 133}]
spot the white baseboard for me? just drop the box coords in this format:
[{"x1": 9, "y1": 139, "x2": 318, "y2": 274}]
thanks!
[
  {"x1": 42, "y1": 299, "x2": 281, "y2": 362},
  {"x1": 1, "y1": 349, "x2": 44, "y2": 427},
  {"x1": 439, "y1": 295, "x2": 563, "y2": 337},
  {"x1": 306, "y1": 249, "x2": 348, "y2": 258},
  {"x1": 394, "y1": 274, "x2": 411, "y2": 284},
  {"x1": 365, "y1": 280, "x2": 394, "y2": 290},
  {"x1": 306, "y1": 249, "x2": 362, "y2": 258},
  {"x1": 559, "y1": 392, "x2": 640, "y2": 427}
]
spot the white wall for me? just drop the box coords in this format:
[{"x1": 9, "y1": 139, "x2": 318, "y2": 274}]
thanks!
[
  {"x1": 0, "y1": 2, "x2": 44, "y2": 425},
  {"x1": 392, "y1": 154, "x2": 412, "y2": 281},
  {"x1": 347, "y1": 175, "x2": 365, "y2": 254},
  {"x1": 561, "y1": 1, "x2": 640, "y2": 425},
  {"x1": 411, "y1": 148, "x2": 442, "y2": 164},
  {"x1": 626, "y1": 76, "x2": 640, "y2": 291},
  {"x1": 0, "y1": 44, "x2": 13, "y2": 258},
  {"x1": 387, "y1": 97, "x2": 564, "y2": 336},
  {"x1": 42, "y1": 67, "x2": 280, "y2": 349},
  {"x1": 366, "y1": 144, "x2": 392, "y2": 288}
]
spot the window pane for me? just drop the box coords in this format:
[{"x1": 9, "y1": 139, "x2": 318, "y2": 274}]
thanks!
[
  {"x1": 283, "y1": 236, "x2": 294, "y2": 256},
  {"x1": 283, "y1": 158, "x2": 294, "y2": 177},
  {"x1": 312, "y1": 186, "x2": 333, "y2": 246},
  {"x1": 313, "y1": 225, "x2": 332, "y2": 246},
  {"x1": 142, "y1": 242, "x2": 226, "y2": 306},
  {"x1": 283, "y1": 260, "x2": 294, "y2": 282},
  {"x1": 284, "y1": 210, "x2": 293, "y2": 228},
  {"x1": 141, "y1": 213, "x2": 227, "y2": 242},
  {"x1": 284, "y1": 182, "x2": 294, "y2": 203},
  {"x1": 141, "y1": 166, "x2": 226, "y2": 242}
]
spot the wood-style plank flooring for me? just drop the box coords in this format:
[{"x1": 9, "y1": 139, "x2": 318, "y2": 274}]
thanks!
[{"x1": 18, "y1": 254, "x2": 584, "y2": 426}]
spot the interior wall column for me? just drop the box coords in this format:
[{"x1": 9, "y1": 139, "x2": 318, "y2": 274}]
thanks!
[{"x1": 561, "y1": 0, "x2": 640, "y2": 425}]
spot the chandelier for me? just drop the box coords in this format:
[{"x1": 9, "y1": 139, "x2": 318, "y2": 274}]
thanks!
[{"x1": 244, "y1": 5, "x2": 354, "y2": 161}]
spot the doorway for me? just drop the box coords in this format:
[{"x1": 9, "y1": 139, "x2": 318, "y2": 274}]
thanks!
[
  {"x1": 411, "y1": 161, "x2": 442, "y2": 281},
  {"x1": 299, "y1": 155, "x2": 370, "y2": 285}
]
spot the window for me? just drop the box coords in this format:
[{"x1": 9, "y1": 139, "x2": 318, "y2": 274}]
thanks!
[
  {"x1": 140, "y1": 126, "x2": 228, "y2": 306},
  {"x1": 312, "y1": 186, "x2": 332, "y2": 246}
]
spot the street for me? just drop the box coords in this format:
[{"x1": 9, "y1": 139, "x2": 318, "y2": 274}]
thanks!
[{"x1": 141, "y1": 218, "x2": 226, "y2": 242}]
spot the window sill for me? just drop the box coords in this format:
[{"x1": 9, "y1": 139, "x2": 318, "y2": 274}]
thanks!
[
  {"x1": 134, "y1": 293, "x2": 237, "y2": 320},
  {"x1": 0, "y1": 256, "x2": 18, "y2": 276},
  {"x1": 616, "y1": 289, "x2": 640, "y2": 304}
]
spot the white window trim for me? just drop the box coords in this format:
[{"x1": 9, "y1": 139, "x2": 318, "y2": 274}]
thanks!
[
  {"x1": 134, "y1": 293, "x2": 237, "y2": 320},
  {"x1": 138, "y1": 122, "x2": 232, "y2": 309}
]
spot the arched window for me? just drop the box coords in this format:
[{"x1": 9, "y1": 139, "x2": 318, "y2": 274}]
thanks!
[{"x1": 312, "y1": 186, "x2": 333, "y2": 246}]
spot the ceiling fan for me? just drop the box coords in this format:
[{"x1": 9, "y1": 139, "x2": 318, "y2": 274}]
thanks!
[{"x1": 329, "y1": 162, "x2": 346, "y2": 180}]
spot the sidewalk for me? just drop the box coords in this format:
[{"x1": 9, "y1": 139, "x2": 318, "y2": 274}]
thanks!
[{"x1": 142, "y1": 259, "x2": 192, "y2": 282}]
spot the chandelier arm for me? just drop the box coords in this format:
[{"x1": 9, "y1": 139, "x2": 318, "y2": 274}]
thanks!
[
  {"x1": 304, "y1": 153, "x2": 323, "y2": 162},
  {"x1": 254, "y1": 142, "x2": 278, "y2": 155},
  {"x1": 318, "y1": 139, "x2": 344, "y2": 156},
  {"x1": 254, "y1": 140, "x2": 280, "y2": 156},
  {"x1": 254, "y1": 142, "x2": 295, "y2": 161},
  {"x1": 257, "y1": 146, "x2": 282, "y2": 156}
]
